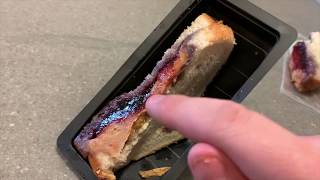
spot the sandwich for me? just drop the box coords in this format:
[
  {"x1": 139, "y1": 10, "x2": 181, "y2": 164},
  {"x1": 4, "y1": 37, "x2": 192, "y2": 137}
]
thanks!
[
  {"x1": 74, "y1": 13, "x2": 235, "y2": 180},
  {"x1": 289, "y1": 32, "x2": 320, "y2": 92}
]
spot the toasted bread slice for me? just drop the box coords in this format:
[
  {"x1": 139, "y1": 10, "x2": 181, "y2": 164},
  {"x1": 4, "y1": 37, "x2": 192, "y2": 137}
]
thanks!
[
  {"x1": 74, "y1": 13, "x2": 235, "y2": 180},
  {"x1": 129, "y1": 15, "x2": 235, "y2": 160}
]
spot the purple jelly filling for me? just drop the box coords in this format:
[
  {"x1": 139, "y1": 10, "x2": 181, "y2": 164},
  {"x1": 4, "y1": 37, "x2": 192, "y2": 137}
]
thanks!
[
  {"x1": 94, "y1": 93, "x2": 150, "y2": 137},
  {"x1": 292, "y1": 42, "x2": 316, "y2": 78},
  {"x1": 74, "y1": 32, "x2": 197, "y2": 154}
]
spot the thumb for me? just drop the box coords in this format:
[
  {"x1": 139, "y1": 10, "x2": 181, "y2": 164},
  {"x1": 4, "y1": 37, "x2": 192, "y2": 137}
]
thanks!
[{"x1": 188, "y1": 143, "x2": 246, "y2": 180}]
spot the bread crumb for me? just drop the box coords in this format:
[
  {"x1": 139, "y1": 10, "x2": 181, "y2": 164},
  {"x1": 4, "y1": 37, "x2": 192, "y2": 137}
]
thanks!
[{"x1": 139, "y1": 167, "x2": 171, "y2": 178}]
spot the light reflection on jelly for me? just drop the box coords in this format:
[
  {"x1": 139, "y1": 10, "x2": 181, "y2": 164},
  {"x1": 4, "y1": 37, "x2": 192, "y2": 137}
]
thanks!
[{"x1": 94, "y1": 94, "x2": 149, "y2": 135}]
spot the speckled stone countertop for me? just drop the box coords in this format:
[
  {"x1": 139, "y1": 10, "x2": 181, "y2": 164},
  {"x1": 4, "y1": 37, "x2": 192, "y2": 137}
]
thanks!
[{"x1": 0, "y1": 0, "x2": 319, "y2": 179}]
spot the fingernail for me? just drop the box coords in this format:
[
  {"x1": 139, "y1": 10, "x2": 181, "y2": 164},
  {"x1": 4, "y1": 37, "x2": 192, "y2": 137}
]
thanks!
[
  {"x1": 146, "y1": 95, "x2": 166, "y2": 109},
  {"x1": 190, "y1": 155, "x2": 225, "y2": 180}
]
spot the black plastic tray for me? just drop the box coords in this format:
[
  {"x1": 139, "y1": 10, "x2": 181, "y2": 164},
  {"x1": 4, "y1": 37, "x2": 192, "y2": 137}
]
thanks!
[{"x1": 57, "y1": 0, "x2": 297, "y2": 179}]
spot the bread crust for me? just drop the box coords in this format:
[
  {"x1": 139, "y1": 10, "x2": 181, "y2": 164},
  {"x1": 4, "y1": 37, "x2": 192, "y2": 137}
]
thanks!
[{"x1": 291, "y1": 69, "x2": 320, "y2": 92}]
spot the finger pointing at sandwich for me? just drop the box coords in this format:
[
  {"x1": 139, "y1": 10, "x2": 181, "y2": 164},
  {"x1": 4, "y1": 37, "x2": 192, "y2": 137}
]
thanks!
[{"x1": 146, "y1": 95, "x2": 320, "y2": 180}]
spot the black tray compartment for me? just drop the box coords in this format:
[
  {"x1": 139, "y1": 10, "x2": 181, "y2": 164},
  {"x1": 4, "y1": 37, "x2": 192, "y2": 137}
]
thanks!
[{"x1": 57, "y1": 0, "x2": 297, "y2": 179}]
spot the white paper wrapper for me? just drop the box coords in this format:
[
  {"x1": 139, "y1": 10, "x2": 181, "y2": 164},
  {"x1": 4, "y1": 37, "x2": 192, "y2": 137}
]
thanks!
[{"x1": 280, "y1": 34, "x2": 320, "y2": 114}]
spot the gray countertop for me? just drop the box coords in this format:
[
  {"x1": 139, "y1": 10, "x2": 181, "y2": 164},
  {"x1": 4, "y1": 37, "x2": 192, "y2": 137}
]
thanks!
[{"x1": 0, "y1": 0, "x2": 319, "y2": 179}]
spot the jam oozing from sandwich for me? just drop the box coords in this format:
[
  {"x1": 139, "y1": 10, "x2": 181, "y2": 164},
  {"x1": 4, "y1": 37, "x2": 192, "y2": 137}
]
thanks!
[
  {"x1": 74, "y1": 32, "x2": 197, "y2": 154},
  {"x1": 291, "y1": 42, "x2": 316, "y2": 79},
  {"x1": 90, "y1": 49, "x2": 179, "y2": 138}
]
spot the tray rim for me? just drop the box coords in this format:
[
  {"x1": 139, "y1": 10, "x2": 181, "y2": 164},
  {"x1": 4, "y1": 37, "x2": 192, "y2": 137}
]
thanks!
[{"x1": 57, "y1": 0, "x2": 297, "y2": 179}]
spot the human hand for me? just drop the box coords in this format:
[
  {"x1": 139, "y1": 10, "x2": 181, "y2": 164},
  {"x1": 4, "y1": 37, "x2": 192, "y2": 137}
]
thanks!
[{"x1": 146, "y1": 95, "x2": 320, "y2": 180}]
